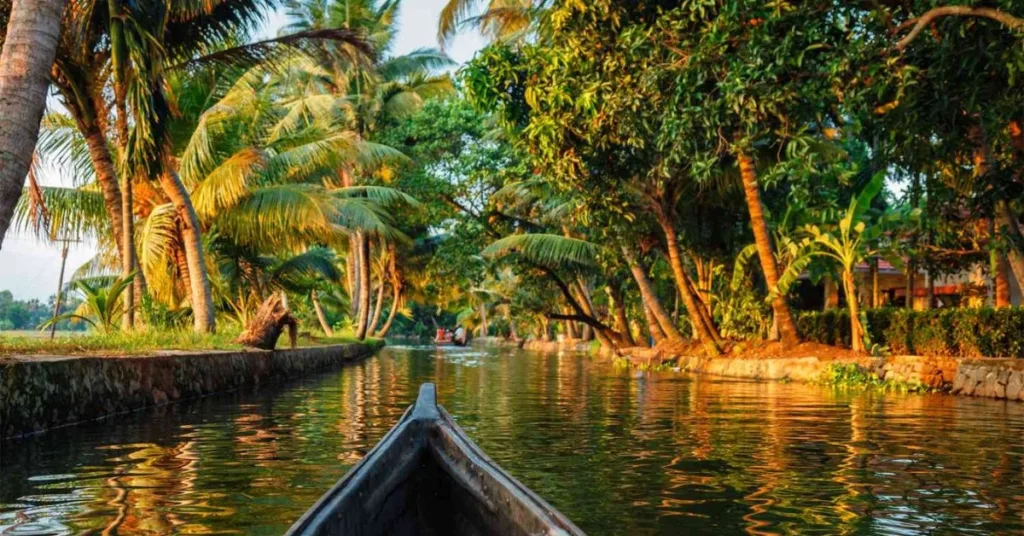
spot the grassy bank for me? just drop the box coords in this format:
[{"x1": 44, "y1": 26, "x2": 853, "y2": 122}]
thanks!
[{"x1": 0, "y1": 330, "x2": 373, "y2": 357}]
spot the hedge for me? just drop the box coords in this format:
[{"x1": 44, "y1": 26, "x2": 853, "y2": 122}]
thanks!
[{"x1": 796, "y1": 307, "x2": 1024, "y2": 358}]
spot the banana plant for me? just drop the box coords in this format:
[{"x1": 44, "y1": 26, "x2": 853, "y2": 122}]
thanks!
[
  {"x1": 39, "y1": 273, "x2": 137, "y2": 333},
  {"x1": 779, "y1": 173, "x2": 917, "y2": 352}
]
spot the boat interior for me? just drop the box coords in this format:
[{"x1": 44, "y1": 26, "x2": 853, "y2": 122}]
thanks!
[{"x1": 286, "y1": 384, "x2": 580, "y2": 536}]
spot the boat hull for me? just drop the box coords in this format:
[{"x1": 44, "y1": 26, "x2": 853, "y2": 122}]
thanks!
[{"x1": 287, "y1": 384, "x2": 583, "y2": 535}]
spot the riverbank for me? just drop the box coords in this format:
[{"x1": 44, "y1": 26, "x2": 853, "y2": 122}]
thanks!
[
  {"x1": 0, "y1": 341, "x2": 384, "y2": 439},
  {"x1": 473, "y1": 337, "x2": 1024, "y2": 402}
]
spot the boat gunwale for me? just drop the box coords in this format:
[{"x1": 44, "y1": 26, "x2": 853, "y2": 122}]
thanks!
[{"x1": 285, "y1": 383, "x2": 584, "y2": 535}]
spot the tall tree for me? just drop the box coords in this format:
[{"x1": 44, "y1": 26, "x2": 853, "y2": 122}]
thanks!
[{"x1": 0, "y1": 0, "x2": 66, "y2": 248}]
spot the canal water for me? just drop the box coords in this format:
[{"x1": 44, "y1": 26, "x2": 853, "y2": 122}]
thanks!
[{"x1": 2, "y1": 345, "x2": 1023, "y2": 535}]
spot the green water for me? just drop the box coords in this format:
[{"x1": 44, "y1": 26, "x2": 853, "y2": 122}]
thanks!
[{"x1": 2, "y1": 345, "x2": 1023, "y2": 534}]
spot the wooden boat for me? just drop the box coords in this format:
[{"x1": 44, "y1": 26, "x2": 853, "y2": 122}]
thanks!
[{"x1": 286, "y1": 383, "x2": 584, "y2": 536}]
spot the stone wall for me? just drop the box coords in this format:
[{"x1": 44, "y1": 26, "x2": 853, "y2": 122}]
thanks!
[
  {"x1": 471, "y1": 336, "x2": 1024, "y2": 402},
  {"x1": 950, "y1": 359, "x2": 1024, "y2": 400},
  {"x1": 676, "y1": 353, "x2": 1024, "y2": 402},
  {"x1": 0, "y1": 342, "x2": 384, "y2": 439}
]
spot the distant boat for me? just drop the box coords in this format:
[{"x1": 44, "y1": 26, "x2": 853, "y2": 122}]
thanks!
[{"x1": 286, "y1": 383, "x2": 584, "y2": 535}]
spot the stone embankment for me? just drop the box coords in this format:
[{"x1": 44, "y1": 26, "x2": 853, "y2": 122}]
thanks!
[
  {"x1": 473, "y1": 336, "x2": 1024, "y2": 402},
  {"x1": 675, "y1": 354, "x2": 1024, "y2": 402},
  {"x1": 0, "y1": 341, "x2": 384, "y2": 439}
]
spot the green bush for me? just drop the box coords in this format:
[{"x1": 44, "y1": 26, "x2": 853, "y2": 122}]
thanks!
[{"x1": 797, "y1": 307, "x2": 1024, "y2": 358}]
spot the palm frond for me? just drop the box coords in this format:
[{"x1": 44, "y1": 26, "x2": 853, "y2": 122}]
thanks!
[
  {"x1": 172, "y1": 27, "x2": 373, "y2": 71},
  {"x1": 333, "y1": 185, "x2": 419, "y2": 207},
  {"x1": 192, "y1": 148, "x2": 267, "y2": 219},
  {"x1": 482, "y1": 233, "x2": 598, "y2": 267},
  {"x1": 14, "y1": 186, "x2": 108, "y2": 241},
  {"x1": 272, "y1": 247, "x2": 342, "y2": 284}
]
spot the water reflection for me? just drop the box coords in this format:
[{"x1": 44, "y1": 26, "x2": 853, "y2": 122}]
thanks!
[{"x1": 2, "y1": 345, "x2": 1023, "y2": 535}]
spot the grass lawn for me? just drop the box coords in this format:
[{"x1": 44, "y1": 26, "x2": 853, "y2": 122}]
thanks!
[{"x1": 0, "y1": 330, "x2": 375, "y2": 357}]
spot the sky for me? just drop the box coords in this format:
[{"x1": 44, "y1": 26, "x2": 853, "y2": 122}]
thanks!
[{"x1": 0, "y1": 0, "x2": 485, "y2": 301}]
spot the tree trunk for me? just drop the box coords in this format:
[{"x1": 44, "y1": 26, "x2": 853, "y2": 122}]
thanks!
[
  {"x1": 606, "y1": 285, "x2": 635, "y2": 346},
  {"x1": 507, "y1": 310, "x2": 520, "y2": 341},
  {"x1": 0, "y1": 0, "x2": 66, "y2": 249},
  {"x1": 870, "y1": 257, "x2": 880, "y2": 308},
  {"x1": 905, "y1": 262, "x2": 916, "y2": 309},
  {"x1": 158, "y1": 170, "x2": 215, "y2": 333},
  {"x1": 574, "y1": 278, "x2": 596, "y2": 342},
  {"x1": 563, "y1": 307, "x2": 578, "y2": 339},
  {"x1": 736, "y1": 151, "x2": 799, "y2": 346},
  {"x1": 376, "y1": 282, "x2": 402, "y2": 338},
  {"x1": 478, "y1": 302, "x2": 488, "y2": 337},
  {"x1": 654, "y1": 214, "x2": 721, "y2": 354},
  {"x1": 694, "y1": 256, "x2": 714, "y2": 318},
  {"x1": 539, "y1": 316, "x2": 551, "y2": 341},
  {"x1": 121, "y1": 168, "x2": 135, "y2": 330},
  {"x1": 237, "y1": 294, "x2": 296, "y2": 350},
  {"x1": 311, "y1": 290, "x2": 334, "y2": 336},
  {"x1": 843, "y1": 270, "x2": 865, "y2": 353},
  {"x1": 643, "y1": 304, "x2": 665, "y2": 347},
  {"x1": 925, "y1": 270, "x2": 935, "y2": 309},
  {"x1": 622, "y1": 247, "x2": 686, "y2": 344},
  {"x1": 82, "y1": 125, "x2": 125, "y2": 260},
  {"x1": 348, "y1": 233, "x2": 360, "y2": 318},
  {"x1": 995, "y1": 200, "x2": 1024, "y2": 287},
  {"x1": 368, "y1": 281, "x2": 386, "y2": 336},
  {"x1": 995, "y1": 251, "x2": 1012, "y2": 308},
  {"x1": 355, "y1": 232, "x2": 371, "y2": 339}
]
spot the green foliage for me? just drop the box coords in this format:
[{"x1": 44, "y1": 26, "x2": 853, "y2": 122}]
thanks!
[
  {"x1": 714, "y1": 282, "x2": 771, "y2": 341},
  {"x1": 40, "y1": 273, "x2": 137, "y2": 333},
  {"x1": 482, "y1": 233, "x2": 598, "y2": 267},
  {"x1": 818, "y1": 363, "x2": 930, "y2": 393},
  {"x1": 798, "y1": 308, "x2": 1024, "y2": 359}
]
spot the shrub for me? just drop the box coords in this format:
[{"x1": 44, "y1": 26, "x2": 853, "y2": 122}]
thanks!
[{"x1": 797, "y1": 307, "x2": 1024, "y2": 358}]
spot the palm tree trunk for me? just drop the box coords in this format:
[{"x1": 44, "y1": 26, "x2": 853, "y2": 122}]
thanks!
[
  {"x1": 622, "y1": 246, "x2": 685, "y2": 345},
  {"x1": 606, "y1": 285, "x2": 635, "y2": 346},
  {"x1": 995, "y1": 251, "x2": 1012, "y2": 308},
  {"x1": 158, "y1": 170, "x2": 215, "y2": 333},
  {"x1": 348, "y1": 233, "x2": 360, "y2": 318},
  {"x1": 563, "y1": 306, "x2": 578, "y2": 339},
  {"x1": 643, "y1": 304, "x2": 665, "y2": 347},
  {"x1": 311, "y1": 290, "x2": 334, "y2": 336},
  {"x1": 355, "y1": 232, "x2": 371, "y2": 339},
  {"x1": 479, "y1": 302, "x2": 489, "y2": 337},
  {"x1": 82, "y1": 125, "x2": 125, "y2": 259},
  {"x1": 376, "y1": 282, "x2": 402, "y2": 338},
  {"x1": 995, "y1": 200, "x2": 1024, "y2": 287},
  {"x1": 0, "y1": 0, "x2": 66, "y2": 248},
  {"x1": 368, "y1": 281, "x2": 386, "y2": 336},
  {"x1": 843, "y1": 270, "x2": 865, "y2": 353},
  {"x1": 574, "y1": 278, "x2": 596, "y2": 341},
  {"x1": 654, "y1": 214, "x2": 721, "y2": 354},
  {"x1": 737, "y1": 151, "x2": 799, "y2": 346},
  {"x1": 121, "y1": 170, "x2": 135, "y2": 330},
  {"x1": 539, "y1": 315, "x2": 551, "y2": 341}
]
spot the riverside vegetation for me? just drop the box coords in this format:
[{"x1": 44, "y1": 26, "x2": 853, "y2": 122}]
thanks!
[{"x1": 0, "y1": 0, "x2": 1021, "y2": 364}]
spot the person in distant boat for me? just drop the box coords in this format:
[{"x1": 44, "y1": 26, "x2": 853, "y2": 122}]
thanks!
[{"x1": 454, "y1": 326, "x2": 466, "y2": 345}]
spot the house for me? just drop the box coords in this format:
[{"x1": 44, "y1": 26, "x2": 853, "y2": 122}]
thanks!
[{"x1": 795, "y1": 260, "x2": 1022, "y2": 311}]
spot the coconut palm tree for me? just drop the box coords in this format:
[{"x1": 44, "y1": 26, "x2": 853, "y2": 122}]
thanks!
[
  {"x1": 437, "y1": 0, "x2": 540, "y2": 48},
  {"x1": 283, "y1": 0, "x2": 453, "y2": 339},
  {"x1": 0, "y1": 0, "x2": 66, "y2": 249}
]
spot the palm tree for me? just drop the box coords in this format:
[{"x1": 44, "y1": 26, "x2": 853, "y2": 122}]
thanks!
[
  {"x1": 437, "y1": 0, "x2": 539, "y2": 48},
  {"x1": 284, "y1": 0, "x2": 453, "y2": 339},
  {"x1": 0, "y1": 0, "x2": 66, "y2": 249}
]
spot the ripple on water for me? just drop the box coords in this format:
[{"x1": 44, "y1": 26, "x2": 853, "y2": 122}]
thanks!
[{"x1": 2, "y1": 346, "x2": 1023, "y2": 535}]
